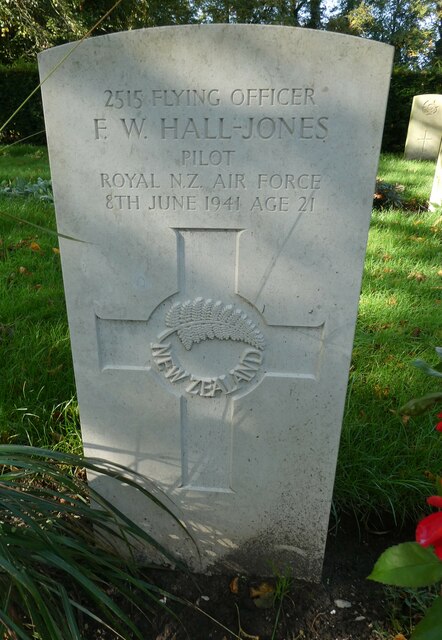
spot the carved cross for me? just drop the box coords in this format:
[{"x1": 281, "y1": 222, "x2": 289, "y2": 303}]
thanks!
[
  {"x1": 418, "y1": 129, "x2": 433, "y2": 153},
  {"x1": 95, "y1": 227, "x2": 324, "y2": 492}
]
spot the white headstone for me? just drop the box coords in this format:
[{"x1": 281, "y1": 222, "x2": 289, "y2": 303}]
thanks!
[
  {"x1": 404, "y1": 94, "x2": 442, "y2": 160},
  {"x1": 38, "y1": 25, "x2": 393, "y2": 580},
  {"x1": 429, "y1": 141, "x2": 442, "y2": 211}
]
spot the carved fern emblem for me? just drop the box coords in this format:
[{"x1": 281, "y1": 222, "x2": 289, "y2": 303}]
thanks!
[{"x1": 164, "y1": 297, "x2": 265, "y2": 351}]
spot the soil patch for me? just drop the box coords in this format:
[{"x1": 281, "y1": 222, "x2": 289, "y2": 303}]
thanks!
[{"x1": 148, "y1": 515, "x2": 415, "y2": 640}]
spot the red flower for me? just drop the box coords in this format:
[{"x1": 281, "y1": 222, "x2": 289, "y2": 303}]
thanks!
[
  {"x1": 436, "y1": 422, "x2": 442, "y2": 432},
  {"x1": 416, "y1": 497, "x2": 442, "y2": 559}
]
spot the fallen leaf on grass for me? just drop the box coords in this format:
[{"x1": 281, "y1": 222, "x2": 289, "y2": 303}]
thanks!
[
  {"x1": 374, "y1": 384, "x2": 390, "y2": 398},
  {"x1": 29, "y1": 241, "x2": 41, "y2": 252},
  {"x1": 407, "y1": 272, "x2": 426, "y2": 282},
  {"x1": 393, "y1": 634, "x2": 407, "y2": 640},
  {"x1": 52, "y1": 247, "x2": 60, "y2": 254},
  {"x1": 7, "y1": 238, "x2": 33, "y2": 252},
  {"x1": 402, "y1": 415, "x2": 410, "y2": 425},
  {"x1": 33, "y1": 284, "x2": 42, "y2": 291},
  {"x1": 18, "y1": 266, "x2": 32, "y2": 276},
  {"x1": 388, "y1": 296, "x2": 397, "y2": 306},
  {"x1": 438, "y1": 270, "x2": 442, "y2": 277}
]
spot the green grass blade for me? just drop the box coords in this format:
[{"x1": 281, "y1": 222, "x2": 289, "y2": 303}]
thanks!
[
  {"x1": 0, "y1": 209, "x2": 90, "y2": 242},
  {"x1": 0, "y1": 554, "x2": 64, "y2": 640},
  {"x1": 59, "y1": 585, "x2": 82, "y2": 640},
  {"x1": 37, "y1": 551, "x2": 144, "y2": 640},
  {"x1": 0, "y1": 608, "x2": 33, "y2": 640},
  {"x1": 53, "y1": 595, "x2": 130, "y2": 640}
]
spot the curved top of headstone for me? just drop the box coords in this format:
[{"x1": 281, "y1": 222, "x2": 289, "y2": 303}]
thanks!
[
  {"x1": 38, "y1": 24, "x2": 394, "y2": 232},
  {"x1": 39, "y1": 23, "x2": 393, "y2": 55},
  {"x1": 411, "y1": 93, "x2": 442, "y2": 100}
]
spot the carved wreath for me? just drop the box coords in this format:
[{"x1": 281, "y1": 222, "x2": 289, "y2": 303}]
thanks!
[{"x1": 163, "y1": 297, "x2": 265, "y2": 351}]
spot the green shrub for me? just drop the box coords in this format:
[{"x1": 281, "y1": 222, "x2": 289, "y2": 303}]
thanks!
[
  {"x1": 382, "y1": 69, "x2": 442, "y2": 153},
  {"x1": 0, "y1": 61, "x2": 45, "y2": 146}
]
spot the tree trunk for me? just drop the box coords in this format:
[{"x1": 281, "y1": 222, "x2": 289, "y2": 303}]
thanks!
[{"x1": 307, "y1": 0, "x2": 322, "y2": 28}]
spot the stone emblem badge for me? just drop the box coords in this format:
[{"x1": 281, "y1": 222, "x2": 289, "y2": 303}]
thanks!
[{"x1": 151, "y1": 297, "x2": 265, "y2": 397}]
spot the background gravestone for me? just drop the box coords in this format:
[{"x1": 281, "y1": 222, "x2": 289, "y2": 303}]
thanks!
[
  {"x1": 38, "y1": 25, "x2": 393, "y2": 580},
  {"x1": 404, "y1": 94, "x2": 442, "y2": 160},
  {"x1": 429, "y1": 141, "x2": 442, "y2": 211}
]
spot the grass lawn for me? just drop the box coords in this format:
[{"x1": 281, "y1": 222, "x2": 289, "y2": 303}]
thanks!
[
  {"x1": 0, "y1": 145, "x2": 80, "y2": 454},
  {"x1": 0, "y1": 145, "x2": 441, "y2": 522}
]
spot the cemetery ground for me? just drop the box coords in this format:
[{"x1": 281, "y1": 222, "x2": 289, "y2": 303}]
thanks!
[{"x1": 0, "y1": 144, "x2": 441, "y2": 639}]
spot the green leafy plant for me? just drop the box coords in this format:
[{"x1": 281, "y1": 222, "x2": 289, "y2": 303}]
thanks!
[
  {"x1": 399, "y1": 347, "x2": 442, "y2": 417},
  {"x1": 0, "y1": 177, "x2": 53, "y2": 202},
  {"x1": 368, "y1": 493, "x2": 442, "y2": 639},
  {"x1": 369, "y1": 348, "x2": 442, "y2": 639},
  {"x1": 0, "y1": 445, "x2": 192, "y2": 640},
  {"x1": 373, "y1": 179, "x2": 405, "y2": 209}
]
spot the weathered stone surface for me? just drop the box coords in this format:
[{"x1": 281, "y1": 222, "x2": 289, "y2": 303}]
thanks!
[
  {"x1": 404, "y1": 94, "x2": 442, "y2": 160},
  {"x1": 38, "y1": 25, "x2": 393, "y2": 580},
  {"x1": 430, "y1": 142, "x2": 442, "y2": 211}
]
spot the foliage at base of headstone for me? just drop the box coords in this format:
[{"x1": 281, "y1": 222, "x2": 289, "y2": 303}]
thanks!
[
  {"x1": 0, "y1": 445, "x2": 190, "y2": 640},
  {"x1": 369, "y1": 348, "x2": 442, "y2": 639}
]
